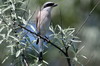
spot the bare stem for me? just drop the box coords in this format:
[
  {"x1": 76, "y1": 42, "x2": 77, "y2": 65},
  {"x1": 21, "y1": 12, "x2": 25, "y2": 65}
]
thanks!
[{"x1": 18, "y1": 24, "x2": 72, "y2": 65}]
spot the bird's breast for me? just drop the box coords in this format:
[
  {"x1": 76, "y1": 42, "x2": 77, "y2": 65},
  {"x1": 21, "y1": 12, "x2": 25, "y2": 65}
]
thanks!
[{"x1": 37, "y1": 11, "x2": 51, "y2": 36}]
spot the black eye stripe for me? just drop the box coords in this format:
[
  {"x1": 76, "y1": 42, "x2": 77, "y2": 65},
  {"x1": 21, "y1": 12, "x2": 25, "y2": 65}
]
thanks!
[{"x1": 44, "y1": 3, "x2": 54, "y2": 8}]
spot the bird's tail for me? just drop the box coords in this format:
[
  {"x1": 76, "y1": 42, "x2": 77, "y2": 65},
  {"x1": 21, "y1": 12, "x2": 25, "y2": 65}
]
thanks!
[{"x1": 37, "y1": 37, "x2": 44, "y2": 61}]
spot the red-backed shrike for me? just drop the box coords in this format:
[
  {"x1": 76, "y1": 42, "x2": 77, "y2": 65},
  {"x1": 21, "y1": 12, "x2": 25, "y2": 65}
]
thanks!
[{"x1": 36, "y1": 2, "x2": 57, "y2": 61}]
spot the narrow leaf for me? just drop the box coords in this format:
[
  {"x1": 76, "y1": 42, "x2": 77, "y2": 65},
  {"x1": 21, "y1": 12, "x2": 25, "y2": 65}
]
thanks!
[
  {"x1": 9, "y1": 35, "x2": 19, "y2": 42},
  {"x1": 16, "y1": 50, "x2": 21, "y2": 57},
  {"x1": 0, "y1": 40, "x2": 4, "y2": 44},
  {"x1": 7, "y1": 29, "x2": 12, "y2": 39},
  {"x1": 29, "y1": 24, "x2": 36, "y2": 32},
  {"x1": 0, "y1": 26, "x2": 5, "y2": 32},
  {"x1": 2, "y1": 56, "x2": 9, "y2": 64}
]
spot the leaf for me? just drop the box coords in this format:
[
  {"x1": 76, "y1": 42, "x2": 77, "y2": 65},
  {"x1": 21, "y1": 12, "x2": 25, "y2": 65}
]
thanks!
[
  {"x1": 11, "y1": 13, "x2": 17, "y2": 19},
  {"x1": 31, "y1": 40, "x2": 36, "y2": 44},
  {"x1": 29, "y1": 24, "x2": 36, "y2": 32},
  {"x1": 43, "y1": 60, "x2": 49, "y2": 65},
  {"x1": 0, "y1": 40, "x2": 4, "y2": 44},
  {"x1": 73, "y1": 57, "x2": 78, "y2": 61},
  {"x1": 18, "y1": 16, "x2": 21, "y2": 19},
  {"x1": 7, "y1": 44, "x2": 15, "y2": 55},
  {"x1": 57, "y1": 25, "x2": 62, "y2": 31},
  {"x1": 15, "y1": 1, "x2": 24, "y2": 7},
  {"x1": 0, "y1": 26, "x2": 5, "y2": 32},
  {"x1": 6, "y1": 29, "x2": 12, "y2": 39},
  {"x1": 28, "y1": 54, "x2": 37, "y2": 59},
  {"x1": 1, "y1": 5, "x2": 11, "y2": 14},
  {"x1": 81, "y1": 55, "x2": 87, "y2": 59},
  {"x1": 16, "y1": 49, "x2": 24, "y2": 57},
  {"x1": 71, "y1": 39, "x2": 81, "y2": 43},
  {"x1": 68, "y1": 29, "x2": 75, "y2": 36},
  {"x1": 0, "y1": 9, "x2": 1, "y2": 14},
  {"x1": 16, "y1": 8, "x2": 27, "y2": 12},
  {"x1": 0, "y1": 34, "x2": 5, "y2": 39},
  {"x1": 22, "y1": 17, "x2": 27, "y2": 25},
  {"x1": 49, "y1": 26, "x2": 55, "y2": 33},
  {"x1": 2, "y1": 56, "x2": 9, "y2": 64},
  {"x1": 16, "y1": 50, "x2": 21, "y2": 57},
  {"x1": 0, "y1": 5, "x2": 8, "y2": 8},
  {"x1": 38, "y1": 64, "x2": 42, "y2": 66},
  {"x1": 11, "y1": 3, "x2": 15, "y2": 11},
  {"x1": 9, "y1": 35, "x2": 19, "y2": 42}
]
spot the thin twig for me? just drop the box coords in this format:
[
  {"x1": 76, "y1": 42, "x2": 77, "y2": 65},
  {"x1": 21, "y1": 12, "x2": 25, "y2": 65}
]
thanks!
[
  {"x1": 75, "y1": 0, "x2": 100, "y2": 36},
  {"x1": 22, "y1": 0, "x2": 30, "y2": 17},
  {"x1": 69, "y1": 0, "x2": 100, "y2": 54},
  {"x1": 18, "y1": 24, "x2": 68, "y2": 58},
  {"x1": 69, "y1": 1, "x2": 100, "y2": 65},
  {"x1": 59, "y1": 7, "x2": 71, "y2": 66}
]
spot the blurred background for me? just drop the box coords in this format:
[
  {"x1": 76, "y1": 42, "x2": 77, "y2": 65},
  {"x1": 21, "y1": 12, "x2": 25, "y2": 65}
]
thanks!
[{"x1": 0, "y1": 0, "x2": 100, "y2": 66}]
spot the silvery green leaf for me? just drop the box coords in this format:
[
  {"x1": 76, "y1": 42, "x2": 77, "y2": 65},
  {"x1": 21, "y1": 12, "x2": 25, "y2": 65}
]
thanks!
[
  {"x1": 11, "y1": 13, "x2": 17, "y2": 19},
  {"x1": 28, "y1": 54, "x2": 37, "y2": 59},
  {"x1": 81, "y1": 55, "x2": 87, "y2": 59},
  {"x1": 32, "y1": 40, "x2": 36, "y2": 44},
  {"x1": 73, "y1": 57, "x2": 83, "y2": 66},
  {"x1": 73, "y1": 57, "x2": 78, "y2": 61},
  {"x1": 68, "y1": 29, "x2": 75, "y2": 36},
  {"x1": 16, "y1": 50, "x2": 21, "y2": 57},
  {"x1": 29, "y1": 24, "x2": 36, "y2": 32},
  {"x1": 31, "y1": 46, "x2": 39, "y2": 54},
  {"x1": 7, "y1": 44, "x2": 15, "y2": 48},
  {"x1": 0, "y1": 26, "x2": 5, "y2": 32},
  {"x1": 6, "y1": 29, "x2": 12, "y2": 39},
  {"x1": 0, "y1": 34, "x2": 5, "y2": 39},
  {"x1": 11, "y1": 3, "x2": 15, "y2": 11},
  {"x1": 15, "y1": 1, "x2": 24, "y2": 5},
  {"x1": 2, "y1": 5, "x2": 11, "y2": 14},
  {"x1": 57, "y1": 25, "x2": 62, "y2": 31},
  {"x1": 0, "y1": 40, "x2": 3, "y2": 44},
  {"x1": 71, "y1": 39, "x2": 81, "y2": 43},
  {"x1": 43, "y1": 44, "x2": 48, "y2": 48},
  {"x1": 67, "y1": 28, "x2": 75, "y2": 31},
  {"x1": 16, "y1": 8, "x2": 27, "y2": 12},
  {"x1": 22, "y1": 17, "x2": 27, "y2": 25},
  {"x1": 43, "y1": 60, "x2": 49, "y2": 65},
  {"x1": 0, "y1": 9, "x2": 1, "y2": 14},
  {"x1": 9, "y1": 35, "x2": 19, "y2": 42},
  {"x1": 7, "y1": 44, "x2": 15, "y2": 55},
  {"x1": 0, "y1": 5, "x2": 8, "y2": 8},
  {"x1": 2, "y1": 56, "x2": 9, "y2": 64},
  {"x1": 16, "y1": 48, "x2": 24, "y2": 57},
  {"x1": 61, "y1": 30, "x2": 65, "y2": 35},
  {"x1": 38, "y1": 64, "x2": 42, "y2": 66},
  {"x1": 49, "y1": 26, "x2": 55, "y2": 33},
  {"x1": 20, "y1": 42, "x2": 26, "y2": 46},
  {"x1": 18, "y1": 16, "x2": 21, "y2": 19}
]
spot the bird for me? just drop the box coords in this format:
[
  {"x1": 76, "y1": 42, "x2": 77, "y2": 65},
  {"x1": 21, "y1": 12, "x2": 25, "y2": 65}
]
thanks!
[{"x1": 36, "y1": 2, "x2": 57, "y2": 61}]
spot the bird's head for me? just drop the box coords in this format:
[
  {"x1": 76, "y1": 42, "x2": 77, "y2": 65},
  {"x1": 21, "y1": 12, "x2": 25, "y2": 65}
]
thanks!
[{"x1": 41, "y1": 2, "x2": 57, "y2": 11}]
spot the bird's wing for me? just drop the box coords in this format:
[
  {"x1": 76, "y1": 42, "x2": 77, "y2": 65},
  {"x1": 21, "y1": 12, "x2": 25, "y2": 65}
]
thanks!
[
  {"x1": 36, "y1": 11, "x2": 48, "y2": 33},
  {"x1": 36, "y1": 11, "x2": 39, "y2": 31}
]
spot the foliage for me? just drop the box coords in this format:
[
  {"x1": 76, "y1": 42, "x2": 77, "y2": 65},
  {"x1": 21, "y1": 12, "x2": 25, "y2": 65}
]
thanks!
[{"x1": 0, "y1": 0, "x2": 84, "y2": 66}]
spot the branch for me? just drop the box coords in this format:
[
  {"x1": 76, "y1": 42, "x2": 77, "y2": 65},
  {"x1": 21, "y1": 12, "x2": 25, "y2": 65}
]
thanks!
[
  {"x1": 18, "y1": 24, "x2": 65, "y2": 54},
  {"x1": 18, "y1": 24, "x2": 71, "y2": 64},
  {"x1": 59, "y1": 7, "x2": 71, "y2": 66}
]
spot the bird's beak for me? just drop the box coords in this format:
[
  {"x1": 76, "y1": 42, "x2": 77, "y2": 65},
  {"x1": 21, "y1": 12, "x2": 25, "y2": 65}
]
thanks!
[{"x1": 53, "y1": 3, "x2": 58, "y2": 7}]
